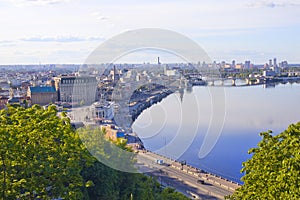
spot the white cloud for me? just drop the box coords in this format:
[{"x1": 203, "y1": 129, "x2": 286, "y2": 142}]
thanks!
[
  {"x1": 248, "y1": 0, "x2": 300, "y2": 8},
  {"x1": 8, "y1": 0, "x2": 73, "y2": 6},
  {"x1": 20, "y1": 35, "x2": 105, "y2": 43},
  {"x1": 91, "y1": 11, "x2": 110, "y2": 21},
  {"x1": 0, "y1": 40, "x2": 14, "y2": 44},
  {"x1": 0, "y1": 40, "x2": 16, "y2": 47}
]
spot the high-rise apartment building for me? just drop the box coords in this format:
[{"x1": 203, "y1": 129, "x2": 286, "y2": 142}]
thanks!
[
  {"x1": 232, "y1": 60, "x2": 236, "y2": 68},
  {"x1": 244, "y1": 61, "x2": 251, "y2": 69},
  {"x1": 273, "y1": 58, "x2": 277, "y2": 67}
]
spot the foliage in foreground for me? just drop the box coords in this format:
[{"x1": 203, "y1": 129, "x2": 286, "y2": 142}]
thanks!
[
  {"x1": 0, "y1": 105, "x2": 86, "y2": 199},
  {"x1": 0, "y1": 105, "x2": 188, "y2": 200},
  {"x1": 227, "y1": 122, "x2": 300, "y2": 200}
]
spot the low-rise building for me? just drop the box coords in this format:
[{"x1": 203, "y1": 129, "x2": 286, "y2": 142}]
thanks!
[
  {"x1": 7, "y1": 96, "x2": 22, "y2": 105},
  {"x1": 91, "y1": 101, "x2": 114, "y2": 120},
  {"x1": 0, "y1": 96, "x2": 8, "y2": 109},
  {"x1": 100, "y1": 124, "x2": 125, "y2": 141},
  {"x1": 28, "y1": 86, "x2": 57, "y2": 106}
]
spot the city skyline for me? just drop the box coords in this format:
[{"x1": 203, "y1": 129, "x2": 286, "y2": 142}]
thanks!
[
  {"x1": 0, "y1": 57, "x2": 295, "y2": 67},
  {"x1": 0, "y1": 0, "x2": 300, "y2": 64}
]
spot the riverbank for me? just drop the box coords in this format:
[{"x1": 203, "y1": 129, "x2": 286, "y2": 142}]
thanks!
[
  {"x1": 136, "y1": 150, "x2": 240, "y2": 199},
  {"x1": 128, "y1": 85, "x2": 173, "y2": 121},
  {"x1": 132, "y1": 82, "x2": 300, "y2": 189},
  {"x1": 127, "y1": 85, "x2": 242, "y2": 189},
  {"x1": 146, "y1": 150, "x2": 241, "y2": 189}
]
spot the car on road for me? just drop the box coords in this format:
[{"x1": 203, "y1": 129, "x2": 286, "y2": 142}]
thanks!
[
  {"x1": 156, "y1": 159, "x2": 164, "y2": 165},
  {"x1": 197, "y1": 179, "x2": 205, "y2": 184}
]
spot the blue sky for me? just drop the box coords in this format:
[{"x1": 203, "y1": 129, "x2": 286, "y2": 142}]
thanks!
[{"x1": 0, "y1": 0, "x2": 300, "y2": 64}]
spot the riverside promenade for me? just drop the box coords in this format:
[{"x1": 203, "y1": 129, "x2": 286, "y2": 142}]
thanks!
[
  {"x1": 71, "y1": 83, "x2": 241, "y2": 199},
  {"x1": 136, "y1": 150, "x2": 241, "y2": 199},
  {"x1": 121, "y1": 86, "x2": 241, "y2": 199}
]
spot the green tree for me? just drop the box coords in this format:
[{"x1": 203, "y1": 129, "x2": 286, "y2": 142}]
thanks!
[
  {"x1": 227, "y1": 122, "x2": 300, "y2": 199},
  {"x1": 0, "y1": 105, "x2": 89, "y2": 199},
  {"x1": 0, "y1": 105, "x2": 191, "y2": 200},
  {"x1": 77, "y1": 126, "x2": 189, "y2": 200},
  {"x1": 161, "y1": 188, "x2": 189, "y2": 200},
  {"x1": 77, "y1": 126, "x2": 136, "y2": 174}
]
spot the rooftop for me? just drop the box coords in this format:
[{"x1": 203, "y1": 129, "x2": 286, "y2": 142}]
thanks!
[{"x1": 30, "y1": 86, "x2": 56, "y2": 93}]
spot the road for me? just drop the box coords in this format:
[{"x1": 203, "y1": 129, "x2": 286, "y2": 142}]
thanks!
[{"x1": 136, "y1": 151, "x2": 240, "y2": 200}]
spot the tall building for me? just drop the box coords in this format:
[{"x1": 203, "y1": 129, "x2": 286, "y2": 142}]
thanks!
[
  {"x1": 221, "y1": 61, "x2": 226, "y2": 68},
  {"x1": 110, "y1": 65, "x2": 121, "y2": 82},
  {"x1": 273, "y1": 58, "x2": 277, "y2": 67},
  {"x1": 269, "y1": 59, "x2": 272, "y2": 67},
  {"x1": 244, "y1": 61, "x2": 251, "y2": 69},
  {"x1": 281, "y1": 61, "x2": 288, "y2": 68},
  {"x1": 54, "y1": 76, "x2": 97, "y2": 104},
  {"x1": 231, "y1": 60, "x2": 236, "y2": 68},
  {"x1": 113, "y1": 65, "x2": 117, "y2": 81},
  {"x1": 212, "y1": 61, "x2": 217, "y2": 68}
]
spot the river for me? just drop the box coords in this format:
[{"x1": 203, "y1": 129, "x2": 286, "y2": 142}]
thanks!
[{"x1": 132, "y1": 83, "x2": 300, "y2": 184}]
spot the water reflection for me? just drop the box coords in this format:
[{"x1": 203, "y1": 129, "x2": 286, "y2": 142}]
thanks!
[{"x1": 132, "y1": 83, "x2": 300, "y2": 183}]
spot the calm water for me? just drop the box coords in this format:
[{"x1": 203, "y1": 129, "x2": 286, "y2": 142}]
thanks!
[{"x1": 132, "y1": 83, "x2": 300, "y2": 184}]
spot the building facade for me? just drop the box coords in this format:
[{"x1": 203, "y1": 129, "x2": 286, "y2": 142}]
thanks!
[
  {"x1": 54, "y1": 76, "x2": 97, "y2": 104},
  {"x1": 28, "y1": 86, "x2": 57, "y2": 106},
  {"x1": 0, "y1": 96, "x2": 8, "y2": 109},
  {"x1": 91, "y1": 101, "x2": 114, "y2": 120}
]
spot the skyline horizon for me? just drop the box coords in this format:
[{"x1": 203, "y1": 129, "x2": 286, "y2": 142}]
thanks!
[
  {"x1": 0, "y1": 0, "x2": 300, "y2": 64},
  {"x1": 0, "y1": 58, "x2": 298, "y2": 66}
]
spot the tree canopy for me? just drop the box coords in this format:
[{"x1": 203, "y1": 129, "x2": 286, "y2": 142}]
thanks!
[
  {"x1": 0, "y1": 105, "x2": 189, "y2": 200},
  {"x1": 228, "y1": 122, "x2": 300, "y2": 200},
  {"x1": 0, "y1": 105, "x2": 88, "y2": 199}
]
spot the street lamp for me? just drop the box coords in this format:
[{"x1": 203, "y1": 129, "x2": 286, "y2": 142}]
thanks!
[{"x1": 180, "y1": 160, "x2": 186, "y2": 170}]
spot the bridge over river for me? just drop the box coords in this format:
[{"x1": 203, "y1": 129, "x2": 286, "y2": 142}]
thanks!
[
  {"x1": 202, "y1": 76, "x2": 300, "y2": 87},
  {"x1": 203, "y1": 77, "x2": 264, "y2": 87}
]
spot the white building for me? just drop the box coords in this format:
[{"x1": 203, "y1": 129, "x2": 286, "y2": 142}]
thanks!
[
  {"x1": 69, "y1": 101, "x2": 114, "y2": 124},
  {"x1": 92, "y1": 101, "x2": 114, "y2": 120}
]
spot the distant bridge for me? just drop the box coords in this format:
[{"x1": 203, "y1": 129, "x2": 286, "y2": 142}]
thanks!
[{"x1": 203, "y1": 77, "x2": 265, "y2": 87}]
